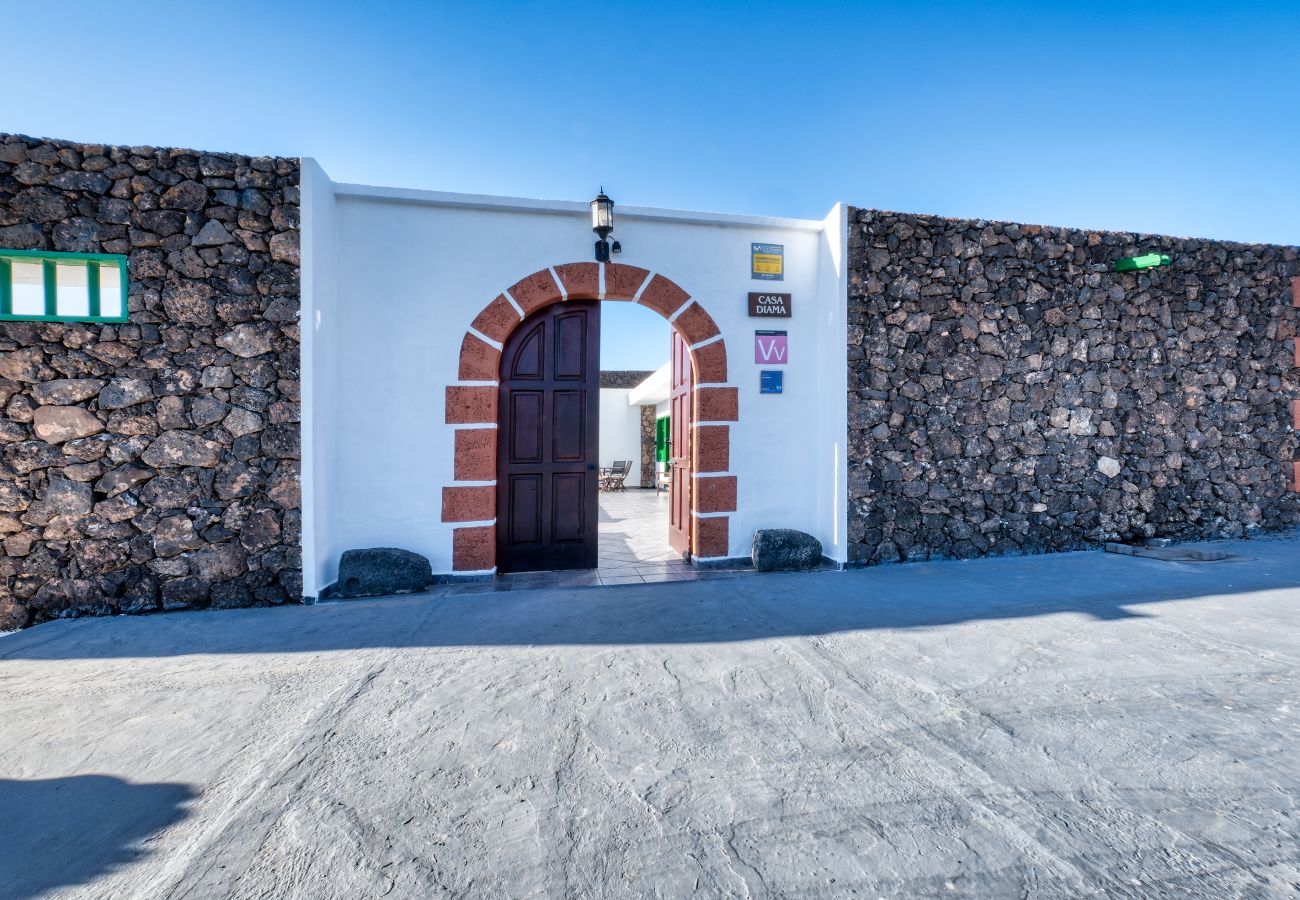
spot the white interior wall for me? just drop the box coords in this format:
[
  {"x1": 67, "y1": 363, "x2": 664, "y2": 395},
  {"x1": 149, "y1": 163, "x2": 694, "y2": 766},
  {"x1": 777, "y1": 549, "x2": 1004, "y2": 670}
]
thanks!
[
  {"x1": 598, "y1": 388, "x2": 642, "y2": 484},
  {"x1": 301, "y1": 177, "x2": 847, "y2": 585}
]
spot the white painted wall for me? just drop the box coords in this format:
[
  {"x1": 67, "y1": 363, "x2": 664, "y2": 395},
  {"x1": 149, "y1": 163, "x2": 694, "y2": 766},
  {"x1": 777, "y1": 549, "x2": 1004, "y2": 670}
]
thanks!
[
  {"x1": 630, "y1": 362, "x2": 670, "y2": 407},
  {"x1": 300, "y1": 174, "x2": 848, "y2": 587},
  {"x1": 598, "y1": 388, "x2": 642, "y2": 486},
  {"x1": 299, "y1": 158, "x2": 340, "y2": 598}
]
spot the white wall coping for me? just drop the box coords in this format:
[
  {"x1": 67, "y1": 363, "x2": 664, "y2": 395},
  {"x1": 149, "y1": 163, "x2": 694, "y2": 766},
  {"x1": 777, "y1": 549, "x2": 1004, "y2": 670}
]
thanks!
[
  {"x1": 332, "y1": 180, "x2": 831, "y2": 233},
  {"x1": 628, "y1": 362, "x2": 671, "y2": 406}
]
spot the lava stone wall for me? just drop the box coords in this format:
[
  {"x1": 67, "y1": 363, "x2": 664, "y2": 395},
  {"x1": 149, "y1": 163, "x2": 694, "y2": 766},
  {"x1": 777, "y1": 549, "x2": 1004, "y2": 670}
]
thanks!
[
  {"x1": 0, "y1": 134, "x2": 300, "y2": 630},
  {"x1": 847, "y1": 207, "x2": 1299, "y2": 565}
]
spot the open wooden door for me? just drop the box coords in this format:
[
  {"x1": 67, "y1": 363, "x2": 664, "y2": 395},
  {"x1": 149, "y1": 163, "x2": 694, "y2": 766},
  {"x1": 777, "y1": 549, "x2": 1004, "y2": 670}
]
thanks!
[
  {"x1": 668, "y1": 328, "x2": 692, "y2": 556},
  {"x1": 496, "y1": 302, "x2": 600, "y2": 572}
]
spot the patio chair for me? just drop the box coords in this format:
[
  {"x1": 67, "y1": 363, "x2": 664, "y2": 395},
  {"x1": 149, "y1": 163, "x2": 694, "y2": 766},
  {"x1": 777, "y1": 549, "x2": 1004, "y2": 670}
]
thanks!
[
  {"x1": 655, "y1": 465, "x2": 670, "y2": 493},
  {"x1": 601, "y1": 460, "x2": 631, "y2": 492}
]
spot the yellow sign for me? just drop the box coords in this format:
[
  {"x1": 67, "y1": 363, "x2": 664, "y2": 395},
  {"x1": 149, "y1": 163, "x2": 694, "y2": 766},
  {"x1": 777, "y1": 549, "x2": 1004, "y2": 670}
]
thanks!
[{"x1": 751, "y1": 242, "x2": 784, "y2": 281}]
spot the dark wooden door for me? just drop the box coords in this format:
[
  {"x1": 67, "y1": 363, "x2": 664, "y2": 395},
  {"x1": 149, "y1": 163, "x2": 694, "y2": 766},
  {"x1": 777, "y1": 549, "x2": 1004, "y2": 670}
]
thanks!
[
  {"x1": 497, "y1": 301, "x2": 601, "y2": 572},
  {"x1": 668, "y1": 328, "x2": 692, "y2": 555}
]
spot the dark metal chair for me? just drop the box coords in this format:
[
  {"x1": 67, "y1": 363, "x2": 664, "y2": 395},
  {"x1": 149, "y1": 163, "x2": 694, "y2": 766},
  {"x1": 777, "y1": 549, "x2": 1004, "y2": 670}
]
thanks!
[{"x1": 600, "y1": 460, "x2": 631, "y2": 492}]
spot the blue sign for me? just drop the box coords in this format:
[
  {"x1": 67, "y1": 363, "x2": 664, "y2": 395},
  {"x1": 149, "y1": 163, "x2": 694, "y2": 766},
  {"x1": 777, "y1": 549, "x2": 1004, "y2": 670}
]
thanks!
[{"x1": 760, "y1": 370, "x2": 784, "y2": 394}]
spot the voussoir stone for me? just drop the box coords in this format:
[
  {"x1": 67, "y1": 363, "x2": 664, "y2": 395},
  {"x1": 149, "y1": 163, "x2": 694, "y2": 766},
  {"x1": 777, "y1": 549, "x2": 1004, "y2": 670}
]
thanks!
[
  {"x1": 142, "y1": 431, "x2": 223, "y2": 468},
  {"x1": 752, "y1": 528, "x2": 824, "y2": 572},
  {"x1": 335, "y1": 548, "x2": 433, "y2": 599},
  {"x1": 32, "y1": 406, "x2": 103, "y2": 444}
]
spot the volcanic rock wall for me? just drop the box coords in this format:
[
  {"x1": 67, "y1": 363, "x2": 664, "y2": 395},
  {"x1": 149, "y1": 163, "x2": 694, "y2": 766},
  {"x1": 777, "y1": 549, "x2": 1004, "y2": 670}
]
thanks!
[
  {"x1": 847, "y1": 207, "x2": 1299, "y2": 565},
  {"x1": 0, "y1": 134, "x2": 300, "y2": 629}
]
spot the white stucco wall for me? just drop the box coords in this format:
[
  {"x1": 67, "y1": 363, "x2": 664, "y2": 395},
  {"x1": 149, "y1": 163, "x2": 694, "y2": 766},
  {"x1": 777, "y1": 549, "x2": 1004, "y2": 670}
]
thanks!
[
  {"x1": 301, "y1": 173, "x2": 847, "y2": 589},
  {"x1": 299, "y1": 158, "x2": 340, "y2": 598},
  {"x1": 598, "y1": 388, "x2": 643, "y2": 484}
]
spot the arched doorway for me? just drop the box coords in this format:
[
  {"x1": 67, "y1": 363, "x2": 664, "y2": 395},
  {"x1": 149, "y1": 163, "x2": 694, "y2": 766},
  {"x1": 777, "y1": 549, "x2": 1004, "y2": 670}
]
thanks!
[{"x1": 442, "y1": 262, "x2": 737, "y2": 574}]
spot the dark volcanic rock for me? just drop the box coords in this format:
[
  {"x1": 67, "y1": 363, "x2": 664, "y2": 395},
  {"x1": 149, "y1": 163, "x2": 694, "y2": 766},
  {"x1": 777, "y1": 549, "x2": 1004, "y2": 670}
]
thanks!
[
  {"x1": 0, "y1": 132, "x2": 302, "y2": 629},
  {"x1": 335, "y1": 548, "x2": 433, "y2": 599},
  {"x1": 845, "y1": 207, "x2": 1300, "y2": 566},
  {"x1": 752, "y1": 529, "x2": 824, "y2": 572}
]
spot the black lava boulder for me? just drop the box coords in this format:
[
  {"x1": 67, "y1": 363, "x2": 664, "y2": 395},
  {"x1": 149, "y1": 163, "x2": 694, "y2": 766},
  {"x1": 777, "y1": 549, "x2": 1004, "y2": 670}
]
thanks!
[
  {"x1": 335, "y1": 548, "x2": 433, "y2": 598},
  {"x1": 752, "y1": 529, "x2": 823, "y2": 572}
]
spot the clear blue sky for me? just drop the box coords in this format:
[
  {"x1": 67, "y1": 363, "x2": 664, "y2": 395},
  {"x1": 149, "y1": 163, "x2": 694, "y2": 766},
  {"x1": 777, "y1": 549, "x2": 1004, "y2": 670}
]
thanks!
[{"x1": 4, "y1": 0, "x2": 1296, "y2": 368}]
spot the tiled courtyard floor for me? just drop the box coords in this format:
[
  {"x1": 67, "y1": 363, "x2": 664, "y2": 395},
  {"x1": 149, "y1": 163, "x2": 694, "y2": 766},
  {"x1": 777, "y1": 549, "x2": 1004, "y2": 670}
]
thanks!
[{"x1": 455, "y1": 488, "x2": 755, "y2": 592}]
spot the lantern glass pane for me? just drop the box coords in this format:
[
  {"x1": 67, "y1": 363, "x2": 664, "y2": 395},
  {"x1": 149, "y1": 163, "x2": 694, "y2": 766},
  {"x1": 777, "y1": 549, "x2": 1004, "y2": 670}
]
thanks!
[{"x1": 591, "y1": 197, "x2": 612, "y2": 230}]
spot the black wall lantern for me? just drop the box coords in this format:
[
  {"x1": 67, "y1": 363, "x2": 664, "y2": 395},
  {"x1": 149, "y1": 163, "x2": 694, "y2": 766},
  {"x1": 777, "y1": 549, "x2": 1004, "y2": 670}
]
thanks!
[{"x1": 591, "y1": 188, "x2": 621, "y2": 262}]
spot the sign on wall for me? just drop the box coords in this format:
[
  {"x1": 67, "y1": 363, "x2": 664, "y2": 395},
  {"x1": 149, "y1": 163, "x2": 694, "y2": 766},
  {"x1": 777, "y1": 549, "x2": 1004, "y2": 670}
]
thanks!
[
  {"x1": 750, "y1": 243, "x2": 784, "y2": 281},
  {"x1": 748, "y1": 292, "x2": 791, "y2": 317},
  {"x1": 754, "y1": 330, "x2": 788, "y2": 364},
  {"x1": 760, "y1": 370, "x2": 784, "y2": 394}
]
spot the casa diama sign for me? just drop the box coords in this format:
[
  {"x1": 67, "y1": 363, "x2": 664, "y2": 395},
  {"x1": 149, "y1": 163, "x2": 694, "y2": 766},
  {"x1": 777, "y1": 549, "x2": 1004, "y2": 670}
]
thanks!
[{"x1": 748, "y1": 292, "x2": 792, "y2": 317}]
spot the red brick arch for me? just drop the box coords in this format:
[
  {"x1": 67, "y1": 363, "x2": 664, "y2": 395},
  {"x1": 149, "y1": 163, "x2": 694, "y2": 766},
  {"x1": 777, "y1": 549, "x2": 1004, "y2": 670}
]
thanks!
[{"x1": 441, "y1": 262, "x2": 737, "y2": 572}]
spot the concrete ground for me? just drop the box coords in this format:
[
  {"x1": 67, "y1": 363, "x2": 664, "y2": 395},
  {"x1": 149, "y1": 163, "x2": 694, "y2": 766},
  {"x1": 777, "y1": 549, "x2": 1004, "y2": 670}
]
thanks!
[{"x1": 2, "y1": 536, "x2": 1299, "y2": 899}]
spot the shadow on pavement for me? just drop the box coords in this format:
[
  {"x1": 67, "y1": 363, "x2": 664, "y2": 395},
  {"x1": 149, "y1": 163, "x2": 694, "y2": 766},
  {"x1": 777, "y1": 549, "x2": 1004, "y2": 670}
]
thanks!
[
  {"x1": 3, "y1": 536, "x2": 1298, "y2": 661},
  {"x1": 0, "y1": 775, "x2": 194, "y2": 898}
]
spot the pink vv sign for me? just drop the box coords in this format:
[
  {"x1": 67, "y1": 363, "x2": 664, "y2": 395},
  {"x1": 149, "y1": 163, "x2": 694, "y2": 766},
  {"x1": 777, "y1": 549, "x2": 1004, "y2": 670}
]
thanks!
[{"x1": 754, "y1": 331, "x2": 788, "y2": 364}]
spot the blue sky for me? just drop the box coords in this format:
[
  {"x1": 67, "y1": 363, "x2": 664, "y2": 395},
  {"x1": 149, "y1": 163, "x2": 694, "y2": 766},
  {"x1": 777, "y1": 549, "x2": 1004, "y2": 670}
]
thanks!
[{"x1": 3, "y1": 1, "x2": 1296, "y2": 369}]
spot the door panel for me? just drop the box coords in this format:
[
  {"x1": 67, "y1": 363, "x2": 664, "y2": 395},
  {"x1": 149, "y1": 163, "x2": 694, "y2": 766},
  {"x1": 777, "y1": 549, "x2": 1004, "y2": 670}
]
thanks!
[
  {"x1": 669, "y1": 328, "x2": 692, "y2": 555},
  {"x1": 508, "y1": 392, "x2": 544, "y2": 462},
  {"x1": 553, "y1": 312, "x2": 587, "y2": 379},
  {"x1": 509, "y1": 323, "x2": 545, "y2": 379},
  {"x1": 551, "y1": 391, "x2": 585, "y2": 461},
  {"x1": 497, "y1": 301, "x2": 600, "y2": 572},
  {"x1": 551, "y1": 472, "x2": 587, "y2": 542},
  {"x1": 507, "y1": 474, "x2": 543, "y2": 546}
]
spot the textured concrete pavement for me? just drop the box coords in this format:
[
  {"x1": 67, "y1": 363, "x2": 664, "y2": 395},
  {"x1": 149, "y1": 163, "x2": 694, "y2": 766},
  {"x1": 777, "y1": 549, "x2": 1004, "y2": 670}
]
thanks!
[{"x1": 2, "y1": 535, "x2": 1299, "y2": 898}]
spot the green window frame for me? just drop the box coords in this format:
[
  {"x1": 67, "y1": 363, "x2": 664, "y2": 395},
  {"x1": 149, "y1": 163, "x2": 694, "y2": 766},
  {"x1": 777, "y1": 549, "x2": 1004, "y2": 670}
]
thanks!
[{"x1": 0, "y1": 248, "x2": 128, "y2": 323}]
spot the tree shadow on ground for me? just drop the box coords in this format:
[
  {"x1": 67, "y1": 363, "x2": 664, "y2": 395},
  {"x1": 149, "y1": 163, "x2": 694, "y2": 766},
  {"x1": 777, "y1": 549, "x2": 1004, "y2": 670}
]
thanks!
[
  {"x1": 3, "y1": 536, "x2": 1299, "y2": 661},
  {"x1": 0, "y1": 775, "x2": 194, "y2": 898}
]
